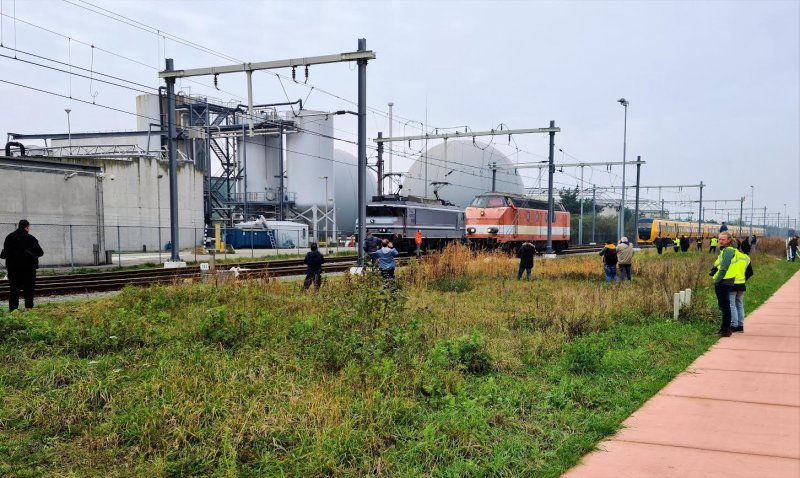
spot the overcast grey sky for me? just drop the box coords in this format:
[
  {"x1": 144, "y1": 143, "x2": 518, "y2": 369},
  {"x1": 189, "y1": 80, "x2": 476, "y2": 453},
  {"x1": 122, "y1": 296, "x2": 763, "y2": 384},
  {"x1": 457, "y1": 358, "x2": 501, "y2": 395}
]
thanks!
[{"x1": 1, "y1": 0, "x2": 798, "y2": 225}]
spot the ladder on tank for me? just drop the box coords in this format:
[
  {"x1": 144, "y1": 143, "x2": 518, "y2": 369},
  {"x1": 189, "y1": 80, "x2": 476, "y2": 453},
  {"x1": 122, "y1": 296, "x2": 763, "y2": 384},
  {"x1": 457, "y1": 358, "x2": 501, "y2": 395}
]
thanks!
[{"x1": 267, "y1": 229, "x2": 278, "y2": 249}]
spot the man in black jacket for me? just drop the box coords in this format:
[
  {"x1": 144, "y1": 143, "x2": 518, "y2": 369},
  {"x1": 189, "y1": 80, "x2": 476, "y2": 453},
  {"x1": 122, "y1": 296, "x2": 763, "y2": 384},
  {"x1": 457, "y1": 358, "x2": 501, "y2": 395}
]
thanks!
[
  {"x1": 302, "y1": 242, "x2": 324, "y2": 290},
  {"x1": 1, "y1": 220, "x2": 44, "y2": 311},
  {"x1": 516, "y1": 242, "x2": 536, "y2": 281}
]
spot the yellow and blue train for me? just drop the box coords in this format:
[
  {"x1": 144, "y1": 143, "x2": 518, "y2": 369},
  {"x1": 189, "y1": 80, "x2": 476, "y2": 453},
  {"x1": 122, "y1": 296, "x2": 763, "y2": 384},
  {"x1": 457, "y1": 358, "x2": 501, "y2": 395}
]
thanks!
[{"x1": 637, "y1": 218, "x2": 765, "y2": 244}]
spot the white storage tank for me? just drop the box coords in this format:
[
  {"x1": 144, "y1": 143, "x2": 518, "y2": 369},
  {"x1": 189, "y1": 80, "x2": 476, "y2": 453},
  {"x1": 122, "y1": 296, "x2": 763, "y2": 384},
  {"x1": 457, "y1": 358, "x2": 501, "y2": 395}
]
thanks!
[
  {"x1": 402, "y1": 140, "x2": 524, "y2": 207},
  {"x1": 286, "y1": 110, "x2": 334, "y2": 209},
  {"x1": 332, "y1": 149, "x2": 377, "y2": 235},
  {"x1": 237, "y1": 135, "x2": 282, "y2": 202}
]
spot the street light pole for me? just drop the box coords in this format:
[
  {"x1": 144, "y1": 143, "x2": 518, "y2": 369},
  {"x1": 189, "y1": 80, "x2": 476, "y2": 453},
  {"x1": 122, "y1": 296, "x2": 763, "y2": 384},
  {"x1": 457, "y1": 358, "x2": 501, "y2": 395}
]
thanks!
[
  {"x1": 617, "y1": 98, "x2": 629, "y2": 241},
  {"x1": 64, "y1": 108, "x2": 72, "y2": 153},
  {"x1": 750, "y1": 185, "x2": 754, "y2": 236}
]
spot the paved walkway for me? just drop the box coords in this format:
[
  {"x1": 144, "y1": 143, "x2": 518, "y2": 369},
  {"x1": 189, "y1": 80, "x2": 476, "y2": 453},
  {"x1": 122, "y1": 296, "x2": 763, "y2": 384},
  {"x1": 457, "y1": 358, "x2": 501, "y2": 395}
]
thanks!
[{"x1": 564, "y1": 271, "x2": 800, "y2": 478}]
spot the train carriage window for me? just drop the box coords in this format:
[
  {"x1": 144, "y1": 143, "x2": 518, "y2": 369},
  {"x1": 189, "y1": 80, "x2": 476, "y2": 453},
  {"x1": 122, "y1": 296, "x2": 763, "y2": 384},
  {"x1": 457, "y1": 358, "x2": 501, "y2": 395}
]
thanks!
[
  {"x1": 366, "y1": 206, "x2": 405, "y2": 217},
  {"x1": 415, "y1": 208, "x2": 459, "y2": 226}
]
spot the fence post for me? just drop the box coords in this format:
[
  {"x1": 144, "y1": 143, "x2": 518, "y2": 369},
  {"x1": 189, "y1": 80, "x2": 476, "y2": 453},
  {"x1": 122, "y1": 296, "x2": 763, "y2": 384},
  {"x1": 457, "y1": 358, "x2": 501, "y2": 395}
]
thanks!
[
  {"x1": 684, "y1": 288, "x2": 692, "y2": 306},
  {"x1": 158, "y1": 225, "x2": 162, "y2": 264},
  {"x1": 69, "y1": 225, "x2": 75, "y2": 273},
  {"x1": 117, "y1": 225, "x2": 122, "y2": 268},
  {"x1": 251, "y1": 229, "x2": 254, "y2": 258},
  {"x1": 194, "y1": 227, "x2": 198, "y2": 263},
  {"x1": 673, "y1": 292, "x2": 681, "y2": 320}
]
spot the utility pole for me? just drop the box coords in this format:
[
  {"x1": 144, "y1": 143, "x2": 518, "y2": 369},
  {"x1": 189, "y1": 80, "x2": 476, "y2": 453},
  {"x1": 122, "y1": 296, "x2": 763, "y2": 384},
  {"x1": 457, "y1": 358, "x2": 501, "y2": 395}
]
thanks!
[
  {"x1": 546, "y1": 120, "x2": 556, "y2": 255},
  {"x1": 633, "y1": 156, "x2": 642, "y2": 247},
  {"x1": 159, "y1": 40, "x2": 375, "y2": 264},
  {"x1": 374, "y1": 125, "x2": 559, "y2": 199},
  {"x1": 387, "y1": 102, "x2": 394, "y2": 194},
  {"x1": 164, "y1": 58, "x2": 181, "y2": 263},
  {"x1": 697, "y1": 181, "x2": 704, "y2": 239},
  {"x1": 357, "y1": 38, "x2": 368, "y2": 265},
  {"x1": 376, "y1": 132, "x2": 384, "y2": 196},
  {"x1": 579, "y1": 166, "x2": 585, "y2": 245},
  {"x1": 739, "y1": 197, "x2": 744, "y2": 228},
  {"x1": 591, "y1": 184, "x2": 597, "y2": 244}
]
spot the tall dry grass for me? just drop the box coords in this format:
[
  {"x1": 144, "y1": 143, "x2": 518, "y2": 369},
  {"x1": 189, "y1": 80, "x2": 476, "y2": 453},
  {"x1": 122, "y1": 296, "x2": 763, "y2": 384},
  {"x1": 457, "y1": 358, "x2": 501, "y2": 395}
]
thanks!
[{"x1": 755, "y1": 236, "x2": 791, "y2": 257}]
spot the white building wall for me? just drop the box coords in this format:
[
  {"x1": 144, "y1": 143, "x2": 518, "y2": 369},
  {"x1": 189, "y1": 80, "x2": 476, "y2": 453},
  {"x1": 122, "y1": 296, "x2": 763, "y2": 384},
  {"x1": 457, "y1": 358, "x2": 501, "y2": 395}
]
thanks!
[{"x1": 0, "y1": 159, "x2": 103, "y2": 266}]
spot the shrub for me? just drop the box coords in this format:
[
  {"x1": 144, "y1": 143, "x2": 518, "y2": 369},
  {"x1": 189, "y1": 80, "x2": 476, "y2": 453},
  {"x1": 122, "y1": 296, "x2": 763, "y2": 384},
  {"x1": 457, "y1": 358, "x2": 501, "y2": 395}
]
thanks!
[{"x1": 428, "y1": 334, "x2": 493, "y2": 375}]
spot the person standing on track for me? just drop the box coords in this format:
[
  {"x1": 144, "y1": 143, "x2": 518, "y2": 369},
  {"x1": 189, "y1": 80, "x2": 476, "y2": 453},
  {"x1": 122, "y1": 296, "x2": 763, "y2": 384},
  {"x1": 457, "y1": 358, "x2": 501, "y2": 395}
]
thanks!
[
  {"x1": 516, "y1": 241, "x2": 536, "y2": 281},
  {"x1": 1, "y1": 219, "x2": 44, "y2": 311}
]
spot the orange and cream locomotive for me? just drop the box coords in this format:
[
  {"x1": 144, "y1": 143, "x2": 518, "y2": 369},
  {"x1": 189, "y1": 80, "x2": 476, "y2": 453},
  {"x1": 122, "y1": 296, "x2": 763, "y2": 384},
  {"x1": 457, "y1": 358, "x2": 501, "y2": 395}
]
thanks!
[{"x1": 465, "y1": 193, "x2": 571, "y2": 252}]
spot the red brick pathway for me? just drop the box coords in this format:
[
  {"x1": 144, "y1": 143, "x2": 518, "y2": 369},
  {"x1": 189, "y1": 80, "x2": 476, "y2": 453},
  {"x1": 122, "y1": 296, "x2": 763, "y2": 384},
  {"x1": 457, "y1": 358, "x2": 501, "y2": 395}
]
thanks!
[{"x1": 564, "y1": 271, "x2": 800, "y2": 478}]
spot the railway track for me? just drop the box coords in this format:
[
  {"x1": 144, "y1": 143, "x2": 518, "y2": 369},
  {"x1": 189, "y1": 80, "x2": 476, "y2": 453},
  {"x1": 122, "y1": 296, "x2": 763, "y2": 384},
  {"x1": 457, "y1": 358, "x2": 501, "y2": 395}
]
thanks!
[
  {"x1": 0, "y1": 255, "x2": 363, "y2": 300},
  {"x1": 0, "y1": 245, "x2": 649, "y2": 300}
]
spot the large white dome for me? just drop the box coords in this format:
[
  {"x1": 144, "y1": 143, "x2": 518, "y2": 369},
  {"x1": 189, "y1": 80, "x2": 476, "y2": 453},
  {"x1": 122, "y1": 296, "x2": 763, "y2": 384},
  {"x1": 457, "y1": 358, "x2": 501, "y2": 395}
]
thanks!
[
  {"x1": 333, "y1": 149, "x2": 376, "y2": 235},
  {"x1": 402, "y1": 140, "x2": 524, "y2": 207}
]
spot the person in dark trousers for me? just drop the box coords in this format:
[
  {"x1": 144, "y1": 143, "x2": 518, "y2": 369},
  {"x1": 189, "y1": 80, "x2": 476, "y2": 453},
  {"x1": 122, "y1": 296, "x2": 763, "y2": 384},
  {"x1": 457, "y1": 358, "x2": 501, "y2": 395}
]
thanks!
[
  {"x1": 599, "y1": 240, "x2": 618, "y2": 283},
  {"x1": 679, "y1": 235, "x2": 690, "y2": 252},
  {"x1": 302, "y1": 242, "x2": 324, "y2": 290},
  {"x1": 672, "y1": 237, "x2": 680, "y2": 253},
  {"x1": 739, "y1": 236, "x2": 751, "y2": 255},
  {"x1": 750, "y1": 234, "x2": 758, "y2": 253},
  {"x1": 363, "y1": 233, "x2": 380, "y2": 265},
  {"x1": 1, "y1": 219, "x2": 44, "y2": 311},
  {"x1": 371, "y1": 239, "x2": 399, "y2": 280},
  {"x1": 709, "y1": 236, "x2": 718, "y2": 253},
  {"x1": 710, "y1": 232, "x2": 737, "y2": 337},
  {"x1": 616, "y1": 237, "x2": 634, "y2": 281},
  {"x1": 516, "y1": 241, "x2": 536, "y2": 280},
  {"x1": 655, "y1": 236, "x2": 664, "y2": 255},
  {"x1": 789, "y1": 235, "x2": 798, "y2": 262},
  {"x1": 696, "y1": 237, "x2": 703, "y2": 251}
]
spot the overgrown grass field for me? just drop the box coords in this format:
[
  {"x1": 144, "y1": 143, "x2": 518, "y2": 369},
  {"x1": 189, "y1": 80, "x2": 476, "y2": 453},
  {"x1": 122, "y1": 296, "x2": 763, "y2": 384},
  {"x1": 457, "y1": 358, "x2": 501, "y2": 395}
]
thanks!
[{"x1": 1, "y1": 242, "x2": 796, "y2": 477}]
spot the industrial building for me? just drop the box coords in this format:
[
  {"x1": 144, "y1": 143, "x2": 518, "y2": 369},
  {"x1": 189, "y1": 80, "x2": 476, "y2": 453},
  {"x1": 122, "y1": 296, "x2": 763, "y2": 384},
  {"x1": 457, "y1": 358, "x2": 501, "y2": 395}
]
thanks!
[{"x1": 2, "y1": 93, "x2": 377, "y2": 266}]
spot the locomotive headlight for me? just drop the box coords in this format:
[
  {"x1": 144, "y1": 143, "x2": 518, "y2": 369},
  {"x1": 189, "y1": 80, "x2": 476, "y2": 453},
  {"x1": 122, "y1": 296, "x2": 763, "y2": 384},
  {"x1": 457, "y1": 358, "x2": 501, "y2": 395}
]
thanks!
[
  {"x1": 467, "y1": 227, "x2": 476, "y2": 234},
  {"x1": 379, "y1": 228, "x2": 387, "y2": 233},
  {"x1": 487, "y1": 227, "x2": 499, "y2": 234}
]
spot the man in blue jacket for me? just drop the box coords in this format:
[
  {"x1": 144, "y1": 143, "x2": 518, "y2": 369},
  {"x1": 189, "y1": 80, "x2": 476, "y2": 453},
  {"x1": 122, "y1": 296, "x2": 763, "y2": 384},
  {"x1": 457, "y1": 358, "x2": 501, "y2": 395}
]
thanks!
[{"x1": 371, "y1": 239, "x2": 399, "y2": 280}]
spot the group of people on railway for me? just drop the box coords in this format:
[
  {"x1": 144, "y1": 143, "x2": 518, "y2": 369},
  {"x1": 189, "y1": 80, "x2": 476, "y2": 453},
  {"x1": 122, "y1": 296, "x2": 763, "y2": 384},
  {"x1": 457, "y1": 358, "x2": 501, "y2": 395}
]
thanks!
[
  {"x1": 302, "y1": 232, "x2": 401, "y2": 290},
  {"x1": 652, "y1": 233, "x2": 758, "y2": 255}
]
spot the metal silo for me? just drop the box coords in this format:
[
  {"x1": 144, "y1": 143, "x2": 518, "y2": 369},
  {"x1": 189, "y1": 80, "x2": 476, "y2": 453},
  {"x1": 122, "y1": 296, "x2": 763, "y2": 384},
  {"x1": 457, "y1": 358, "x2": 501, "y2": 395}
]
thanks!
[
  {"x1": 237, "y1": 134, "x2": 282, "y2": 203},
  {"x1": 286, "y1": 110, "x2": 335, "y2": 210}
]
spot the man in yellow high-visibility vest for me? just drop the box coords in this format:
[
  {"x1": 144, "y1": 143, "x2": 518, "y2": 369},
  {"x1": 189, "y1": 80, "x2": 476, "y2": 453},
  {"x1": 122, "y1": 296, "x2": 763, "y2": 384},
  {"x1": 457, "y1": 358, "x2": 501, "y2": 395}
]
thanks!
[
  {"x1": 729, "y1": 249, "x2": 751, "y2": 333},
  {"x1": 709, "y1": 236, "x2": 718, "y2": 253},
  {"x1": 710, "y1": 232, "x2": 739, "y2": 337}
]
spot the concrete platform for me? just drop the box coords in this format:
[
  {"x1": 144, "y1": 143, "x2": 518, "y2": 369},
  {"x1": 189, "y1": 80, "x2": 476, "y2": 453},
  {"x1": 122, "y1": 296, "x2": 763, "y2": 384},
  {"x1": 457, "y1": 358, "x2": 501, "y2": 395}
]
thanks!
[{"x1": 564, "y1": 270, "x2": 800, "y2": 478}]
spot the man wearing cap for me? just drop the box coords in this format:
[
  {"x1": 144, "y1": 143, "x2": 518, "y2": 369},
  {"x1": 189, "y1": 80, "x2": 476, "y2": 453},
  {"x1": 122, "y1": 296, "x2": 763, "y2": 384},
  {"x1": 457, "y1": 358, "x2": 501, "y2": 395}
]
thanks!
[
  {"x1": 1, "y1": 219, "x2": 44, "y2": 311},
  {"x1": 617, "y1": 237, "x2": 634, "y2": 281}
]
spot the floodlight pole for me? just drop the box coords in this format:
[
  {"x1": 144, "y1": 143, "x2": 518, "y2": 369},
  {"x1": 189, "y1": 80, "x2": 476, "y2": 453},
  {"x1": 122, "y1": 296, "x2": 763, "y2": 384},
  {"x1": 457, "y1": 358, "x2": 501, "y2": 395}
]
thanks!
[{"x1": 633, "y1": 157, "x2": 642, "y2": 247}]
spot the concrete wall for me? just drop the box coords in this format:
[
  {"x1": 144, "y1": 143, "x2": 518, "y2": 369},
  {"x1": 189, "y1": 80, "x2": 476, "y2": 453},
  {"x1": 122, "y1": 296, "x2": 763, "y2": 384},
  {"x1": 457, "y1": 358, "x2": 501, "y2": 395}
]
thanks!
[
  {"x1": 0, "y1": 158, "x2": 103, "y2": 267},
  {"x1": 94, "y1": 157, "x2": 204, "y2": 251}
]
